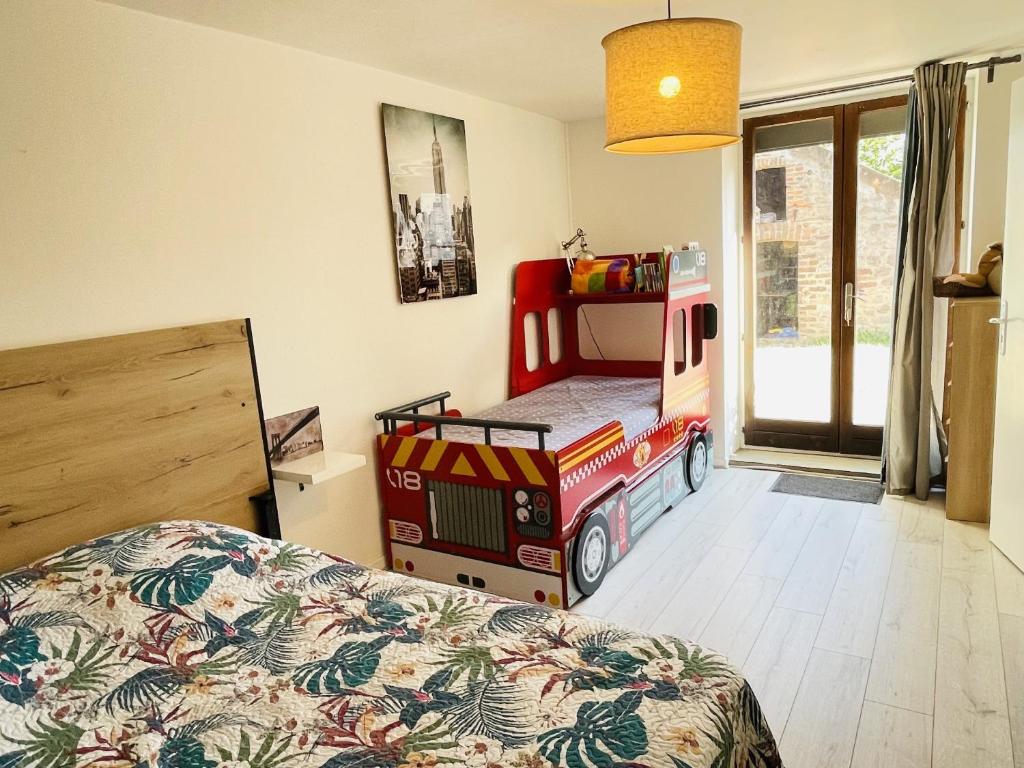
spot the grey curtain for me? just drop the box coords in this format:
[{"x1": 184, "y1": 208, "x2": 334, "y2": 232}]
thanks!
[{"x1": 884, "y1": 61, "x2": 966, "y2": 499}]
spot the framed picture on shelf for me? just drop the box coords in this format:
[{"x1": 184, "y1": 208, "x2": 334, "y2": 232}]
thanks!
[{"x1": 264, "y1": 406, "x2": 323, "y2": 467}]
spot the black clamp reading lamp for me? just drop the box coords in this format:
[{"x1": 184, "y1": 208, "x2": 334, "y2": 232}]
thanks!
[{"x1": 561, "y1": 228, "x2": 596, "y2": 274}]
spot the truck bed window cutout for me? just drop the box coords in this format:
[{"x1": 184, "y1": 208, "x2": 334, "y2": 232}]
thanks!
[
  {"x1": 691, "y1": 303, "x2": 704, "y2": 367},
  {"x1": 673, "y1": 308, "x2": 687, "y2": 375},
  {"x1": 578, "y1": 304, "x2": 663, "y2": 361},
  {"x1": 547, "y1": 308, "x2": 563, "y2": 364},
  {"x1": 524, "y1": 311, "x2": 542, "y2": 372}
]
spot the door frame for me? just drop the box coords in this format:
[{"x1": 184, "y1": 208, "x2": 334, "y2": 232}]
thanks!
[
  {"x1": 742, "y1": 95, "x2": 911, "y2": 455},
  {"x1": 838, "y1": 94, "x2": 909, "y2": 455}
]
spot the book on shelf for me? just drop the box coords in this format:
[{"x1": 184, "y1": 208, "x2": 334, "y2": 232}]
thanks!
[{"x1": 637, "y1": 260, "x2": 664, "y2": 293}]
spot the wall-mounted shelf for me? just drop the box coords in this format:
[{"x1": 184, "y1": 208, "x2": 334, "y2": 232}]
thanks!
[{"x1": 272, "y1": 450, "x2": 366, "y2": 490}]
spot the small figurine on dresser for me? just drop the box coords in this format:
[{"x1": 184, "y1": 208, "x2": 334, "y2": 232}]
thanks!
[{"x1": 937, "y1": 242, "x2": 1003, "y2": 296}]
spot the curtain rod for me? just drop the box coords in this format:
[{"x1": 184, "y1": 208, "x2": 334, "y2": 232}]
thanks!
[{"x1": 740, "y1": 54, "x2": 1022, "y2": 111}]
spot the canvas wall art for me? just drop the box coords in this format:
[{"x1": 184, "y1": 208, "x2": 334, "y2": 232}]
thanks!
[
  {"x1": 264, "y1": 406, "x2": 323, "y2": 466},
  {"x1": 382, "y1": 103, "x2": 476, "y2": 303}
]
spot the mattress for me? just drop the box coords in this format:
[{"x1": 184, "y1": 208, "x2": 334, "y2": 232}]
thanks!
[
  {"x1": 0, "y1": 521, "x2": 781, "y2": 768},
  {"x1": 427, "y1": 375, "x2": 661, "y2": 450}
]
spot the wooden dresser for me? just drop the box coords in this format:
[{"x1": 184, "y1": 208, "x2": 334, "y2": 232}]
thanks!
[{"x1": 944, "y1": 297, "x2": 1000, "y2": 522}]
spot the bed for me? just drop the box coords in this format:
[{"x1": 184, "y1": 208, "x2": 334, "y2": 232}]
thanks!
[
  {"x1": 0, "y1": 322, "x2": 780, "y2": 768},
  {"x1": 421, "y1": 375, "x2": 662, "y2": 450},
  {"x1": 0, "y1": 521, "x2": 781, "y2": 768}
]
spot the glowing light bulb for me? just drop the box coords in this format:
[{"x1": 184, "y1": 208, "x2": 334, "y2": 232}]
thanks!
[{"x1": 659, "y1": 75, "x2": 682, "y2": 98}]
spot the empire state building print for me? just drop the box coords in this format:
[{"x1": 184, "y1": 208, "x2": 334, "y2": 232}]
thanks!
[{"x1": 382, "y1": 104, "x2": 476, "y2": 303}]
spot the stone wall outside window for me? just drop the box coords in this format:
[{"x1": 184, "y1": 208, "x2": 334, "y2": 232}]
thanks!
[{"x1": 754, "y1": 146, "x2": 900, "y2": 345}]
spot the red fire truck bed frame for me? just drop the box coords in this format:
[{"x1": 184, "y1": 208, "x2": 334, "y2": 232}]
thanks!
[{"x1": 375, "y1": 250, "x2": 718, "y2": 608}]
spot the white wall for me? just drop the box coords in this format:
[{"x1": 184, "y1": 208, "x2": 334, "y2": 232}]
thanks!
[
  {"x1": 566, "y1": 118, "x2": 741, "y2": 463},
  {"x1": 0, "y1": 0, "x2": 571, "y2": 566},
  {"x1": 968, "y1": 61, "x2": 1024, "y2": 261}
]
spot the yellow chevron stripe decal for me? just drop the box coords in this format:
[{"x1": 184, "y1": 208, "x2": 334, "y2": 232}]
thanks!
[
  {"x1": 665, "y1": 378, "x2": 709, "y2": 406},
  {"x1": 475, "y1": 445, "x2": 510, "y2": 481},
  {"x1": 665, "y1": 392, "x2": 705, "y2": 412},
  {"x1": 559, "y1": 431, "x2": 623, "y2": 472},
  {"x1": 451, "y1": 453, "x2": 476, "y2": 477},
  {"x1": 420, "y1": 440, "x2": 449, "y2": 472},
  {"x1": 380, "y1": 434, "x2": 390, "y2": 448},
  {"x1": 391, "y1": 437, "x2": 417, "y2": 468},
  {"x1": 666, "y1": 393, "x2": 699, "y2": 409},
  {"x1": 667, "y1": 379, "x2": 702, "y2": 398},
  {"x1": 509, "y1": 447, "x2": 545, "y2": 485},
  {"x1": 666, "y1": 393, "x2": 706, "y2": 412},
  {"x1": 559, "y1": 426, "x2": 624, "y2": 463}
]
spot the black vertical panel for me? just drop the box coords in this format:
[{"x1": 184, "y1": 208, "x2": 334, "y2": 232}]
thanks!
[
  {"x1": 486, "y1": 487, "x2": 496, "y2": 550},
  {"x1": 435, "y1": 483, "x2": 443, "y2": 541},
  {"x1": 459, "y1": 485, "x2": 468, "y2": 546},
  {"x1": 471, "y1": 485, "x2": 482, "y2": 549}
]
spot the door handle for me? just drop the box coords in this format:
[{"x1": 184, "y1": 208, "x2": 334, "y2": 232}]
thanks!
[
  {"x1": 988, "y1": 300, "x2": 1021, "y2": 355},
  {"x1": 843, "y1": 282, "x2": 859, "y2": 326}
]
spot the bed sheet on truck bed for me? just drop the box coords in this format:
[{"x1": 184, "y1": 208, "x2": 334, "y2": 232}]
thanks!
[{"x1": 422, "y1": 375, "x2": 660, "y2": 449}]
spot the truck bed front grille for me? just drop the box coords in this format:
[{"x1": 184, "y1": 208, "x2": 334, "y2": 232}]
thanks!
[{"x1": 427, "y1": 480, "x2": 506, "y2": 553}]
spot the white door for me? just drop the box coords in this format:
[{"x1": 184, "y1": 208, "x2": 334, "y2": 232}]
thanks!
[{"x1": 990, "y1": 78, "x2": 1024, "y2": 569}]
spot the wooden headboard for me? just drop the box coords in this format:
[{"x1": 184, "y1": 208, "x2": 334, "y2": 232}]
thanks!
[{"x1": 0, "y1": 320, "x2": 274, "y2": 572}]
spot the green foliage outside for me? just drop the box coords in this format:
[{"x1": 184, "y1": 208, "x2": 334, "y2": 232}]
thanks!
[
  {"x1": 759, "y1": 328, "x2": 892, "y2": 347},
  {"x1": 858, "y1": 134, "x2": 905, "y2": 180}
]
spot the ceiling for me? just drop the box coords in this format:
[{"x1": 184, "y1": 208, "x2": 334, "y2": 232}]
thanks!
[{"x1": 102, "y1": 0, "x2": 1024, "y2": 121}]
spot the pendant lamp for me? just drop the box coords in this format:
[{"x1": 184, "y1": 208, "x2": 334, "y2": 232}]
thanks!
[{"x1": 603, "y1": 7, "x2": 742, "y2": 154}]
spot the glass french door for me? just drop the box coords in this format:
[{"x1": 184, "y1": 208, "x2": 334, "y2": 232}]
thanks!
[{"x1": 742, "y1": 96, "x2": 909, "y2": 455}]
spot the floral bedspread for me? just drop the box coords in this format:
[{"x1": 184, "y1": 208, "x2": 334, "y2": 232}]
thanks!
[{"x1": 0, "y1": 522, "x2": 781, "y2": 768}]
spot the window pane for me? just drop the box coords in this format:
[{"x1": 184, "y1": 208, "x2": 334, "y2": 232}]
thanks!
[
  {"x1": 752, "y1": 118, "x2": 834, "y2": 423},
  {"x1": 852, "y1": 105, "x2": 906, "y2": 426}
]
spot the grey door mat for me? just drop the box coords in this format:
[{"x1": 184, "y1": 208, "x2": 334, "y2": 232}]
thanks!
[{"x1": 770, "y1": 472, "x2": 884, "y2": 504}]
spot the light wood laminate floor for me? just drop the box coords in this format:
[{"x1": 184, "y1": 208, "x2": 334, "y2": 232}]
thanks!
[{"x1": 572, "y1": 467, "x2": 1024, "y2": 768}]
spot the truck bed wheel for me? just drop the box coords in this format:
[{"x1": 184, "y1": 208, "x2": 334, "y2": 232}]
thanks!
[
  {"x1": 686, "y1": 434, "x2": 709, "y2": 492},
  {"x1": 572, "y1": 514, "x2": 610, "y2": 596}
]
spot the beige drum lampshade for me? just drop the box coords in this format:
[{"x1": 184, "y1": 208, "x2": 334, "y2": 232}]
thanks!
[{"x1": 603, "y1": 18, "x2": 742, "y2": 154}]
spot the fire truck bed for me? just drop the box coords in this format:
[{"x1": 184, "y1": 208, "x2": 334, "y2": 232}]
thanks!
[{"x1": 424, "y1": 375, "x2": 660, "y2": 450}]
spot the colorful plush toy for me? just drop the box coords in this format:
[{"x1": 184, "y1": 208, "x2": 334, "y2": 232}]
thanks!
[
  {"x1": 571, "y1": 257, "x2": 635, "y2": 294},
  {"x1": 989, "y1": 253, "x2": 1004, "y2": 295},
  {"x1": 943, "y1": 242, "x2": 1003, "y2": 292}
]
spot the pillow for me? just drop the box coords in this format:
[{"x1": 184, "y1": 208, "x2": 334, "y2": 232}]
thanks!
[{"x1": 571, "y1": 258, "x2": 635, "y2": 294}]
